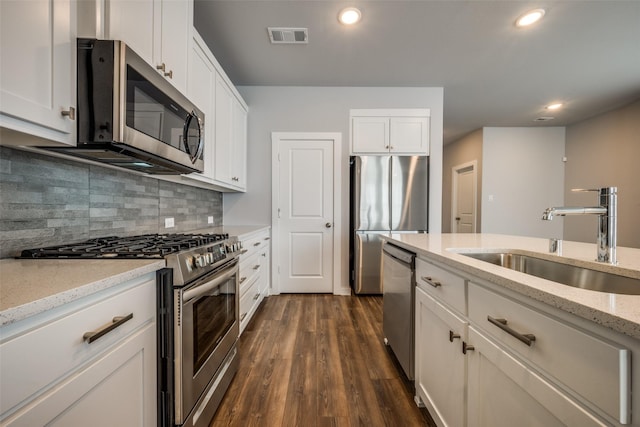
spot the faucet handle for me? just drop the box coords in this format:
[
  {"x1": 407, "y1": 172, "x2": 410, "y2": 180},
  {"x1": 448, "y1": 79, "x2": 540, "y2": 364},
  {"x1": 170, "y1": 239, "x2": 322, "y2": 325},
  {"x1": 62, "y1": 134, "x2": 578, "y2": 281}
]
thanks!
[{"x1": 571, "y1": 188, "x2": 600, "y2": 193}]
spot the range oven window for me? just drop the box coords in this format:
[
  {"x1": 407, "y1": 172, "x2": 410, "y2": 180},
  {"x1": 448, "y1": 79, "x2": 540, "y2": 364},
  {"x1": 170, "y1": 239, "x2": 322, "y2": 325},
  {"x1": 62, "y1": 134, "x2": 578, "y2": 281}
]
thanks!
[{"x1": 192, "y1": 276, "x2": 236, "y2": 373}]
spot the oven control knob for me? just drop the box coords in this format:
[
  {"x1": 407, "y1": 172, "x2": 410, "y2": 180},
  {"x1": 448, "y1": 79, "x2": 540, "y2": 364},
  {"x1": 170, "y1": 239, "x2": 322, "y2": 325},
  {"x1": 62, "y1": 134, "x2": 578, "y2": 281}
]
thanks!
[
  {"x1": 206, "y1": 253, "x2": 214, "y2": 264},
  {"x1": 195, "y1": 255, "x2": 207, "y2": 268}
]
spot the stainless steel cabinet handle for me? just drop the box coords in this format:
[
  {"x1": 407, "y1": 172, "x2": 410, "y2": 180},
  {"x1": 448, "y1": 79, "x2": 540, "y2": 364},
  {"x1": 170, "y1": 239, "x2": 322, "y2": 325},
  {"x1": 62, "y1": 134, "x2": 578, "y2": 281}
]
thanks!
[
  {"x1": 240, "y1": 249, "x2": 248, "y2": 255},
  {"x1": 83, "y1": 313, "x2": 133, "y2": 344},
  {"x1": 240, "y1": 313, "x2": 247, "y2": 321},
  {"x1": 262, "y1": 253, "x2": 266, "y2": 257},
  {"x1": 325, "y1": 222, "x2": 332, "y2": 228},
  {"x1": 253, "y1": 242, "x2": 261, "y2": 247},
  {"x1": 156, "y1": 63, "x2": 166, "y2": 71},
  {"x1": 462, "y1": 341, "x2": 474, "y2": 354},
  {"x1": 164, "y1": 69, "x2": 173, "y2": 78},
  {"x1": 449, "y1": 330, "x2": 460, "y2": 342},
  {"x1": 61, "y1": 107, "x2": 75, "y2": 120},
  {"x1": 264, "y1": 237, "x2": 271, "y2": 241},
  {"x1": 421, "y1": 276, "x2": 442, "y2": 288},
  {"x1": 487, "y1": 316, "x2": 536, "y2": 346},
  {"x1": 240, "y1": 276, "x2": 247, "y2": 284},
  {"x1": 253, "y1": 265, "x2": 260, "y2": 270},
  {"x1": 253, "y1": 293, "x2": 260, "y2": 300}
]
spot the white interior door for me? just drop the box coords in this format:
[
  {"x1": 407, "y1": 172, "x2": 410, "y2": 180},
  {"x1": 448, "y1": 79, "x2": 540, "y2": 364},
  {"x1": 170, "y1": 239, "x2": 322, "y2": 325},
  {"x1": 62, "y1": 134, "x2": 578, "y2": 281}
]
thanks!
[
  {"x1": 275, "y1": 135, "x2": 336, "y2": 293},
  {"x1": 452, "y1": 161, "x2": 477, "y2": 233}
]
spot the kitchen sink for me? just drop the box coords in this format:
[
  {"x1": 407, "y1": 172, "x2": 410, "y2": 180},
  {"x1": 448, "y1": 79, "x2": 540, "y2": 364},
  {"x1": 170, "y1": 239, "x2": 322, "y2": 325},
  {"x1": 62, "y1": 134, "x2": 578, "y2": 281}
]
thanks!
[{"x1": 460, "y1": 252, "x2": 640, "y2": 295}]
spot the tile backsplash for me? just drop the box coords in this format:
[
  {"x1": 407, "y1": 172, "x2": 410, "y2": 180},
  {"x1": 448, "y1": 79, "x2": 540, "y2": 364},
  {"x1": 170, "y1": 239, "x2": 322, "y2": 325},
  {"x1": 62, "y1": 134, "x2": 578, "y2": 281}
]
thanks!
[{"x1": 0, "y1": 146, "x2": 222, "y2": 258}]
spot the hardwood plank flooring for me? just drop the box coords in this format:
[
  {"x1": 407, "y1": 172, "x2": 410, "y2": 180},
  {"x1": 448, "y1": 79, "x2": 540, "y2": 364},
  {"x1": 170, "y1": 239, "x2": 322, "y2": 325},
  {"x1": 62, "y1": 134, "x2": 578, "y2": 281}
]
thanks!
[{"x1": 210, "y1": 294, "x2": 436, "y2": 427}]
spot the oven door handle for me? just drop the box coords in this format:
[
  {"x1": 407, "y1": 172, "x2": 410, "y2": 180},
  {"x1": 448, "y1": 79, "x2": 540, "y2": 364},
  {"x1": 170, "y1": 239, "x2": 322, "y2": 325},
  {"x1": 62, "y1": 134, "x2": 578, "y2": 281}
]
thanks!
[{"x1": 183, "y1": 261, "x2": 238, "y2": 303}]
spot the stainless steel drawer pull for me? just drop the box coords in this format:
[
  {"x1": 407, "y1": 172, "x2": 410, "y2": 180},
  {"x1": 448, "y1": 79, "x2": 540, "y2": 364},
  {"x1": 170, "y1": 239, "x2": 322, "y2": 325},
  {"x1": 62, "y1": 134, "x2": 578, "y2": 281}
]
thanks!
[
  {"x1": 264, "y1": 237, "x2": 270, "y2": 241},
  {"x1": 421, "y1": 276, "x2": 442, "y2": 288},
  {"x1": 487, "y1": 316, "x2": 536, "y2": 346},
  {"x1": 240, "y1": 276, "x2": 247, "y2": 284},
  {"x1": 253, "y1": 242, "x2": 261, "y2": 247},
  {"x1": 449, "y1": 330, "x2": 461, "y2": 342},
  {"x1": 253, "y1": 265, "x2": 260, "y2": 270},
  {"x1": 240, "y1": 313, "x2": 247, "y2": 321},
  {"x1": 253, "y1": 293, "x2": 260, "y2": 300},
  {"x1": 83, "y1": 313, "x2": 133, "y2": 344},
  {"x1": 240, "y1": 249, "x2": 248, "y2": 255}
]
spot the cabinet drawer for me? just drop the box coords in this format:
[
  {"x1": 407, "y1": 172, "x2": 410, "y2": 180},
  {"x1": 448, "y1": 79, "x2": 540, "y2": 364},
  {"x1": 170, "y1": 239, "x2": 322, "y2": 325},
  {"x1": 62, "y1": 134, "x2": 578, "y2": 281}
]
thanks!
[
  {"x1": 239, "y1": 251, "x2": 262, "y2": 294},
  {"x1": 416, "y1": 258, "x2": 466, "y2": 314},
  {"x1": 240, "y1": 231, "x2": 269, "y2": 260},
  {"x1": 468, "y1": 282, "x2": 630, "y2": 424},
  {"x1": 239, "y1": 276, "x2": 261, "y2": 328},
  {"x1": 0, "y1": 276, "x2": 156, "y2": 416}
]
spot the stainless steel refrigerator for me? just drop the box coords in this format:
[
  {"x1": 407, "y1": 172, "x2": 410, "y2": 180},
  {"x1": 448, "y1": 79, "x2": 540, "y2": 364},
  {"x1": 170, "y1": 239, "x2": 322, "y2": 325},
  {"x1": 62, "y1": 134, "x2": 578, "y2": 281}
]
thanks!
[{"x1": 349, "y1": 155, "x2": 429, "y2": 294}]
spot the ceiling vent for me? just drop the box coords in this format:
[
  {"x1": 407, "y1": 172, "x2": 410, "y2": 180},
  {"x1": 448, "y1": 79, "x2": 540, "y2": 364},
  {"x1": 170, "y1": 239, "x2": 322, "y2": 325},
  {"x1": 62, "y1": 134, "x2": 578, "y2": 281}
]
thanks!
[
  {"x1": 268, "y1": 27, "x2": 308, "y2": 44},
  {"x1": 534, "y1": 116, "x2": 555, "y2": 122}
]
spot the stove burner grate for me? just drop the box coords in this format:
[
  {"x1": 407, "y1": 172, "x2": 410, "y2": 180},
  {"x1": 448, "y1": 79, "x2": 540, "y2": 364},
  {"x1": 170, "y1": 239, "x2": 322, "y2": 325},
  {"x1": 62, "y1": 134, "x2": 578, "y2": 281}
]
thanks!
[{"x1": 19, "y1": 233, "x2": 230, "y2": 259}]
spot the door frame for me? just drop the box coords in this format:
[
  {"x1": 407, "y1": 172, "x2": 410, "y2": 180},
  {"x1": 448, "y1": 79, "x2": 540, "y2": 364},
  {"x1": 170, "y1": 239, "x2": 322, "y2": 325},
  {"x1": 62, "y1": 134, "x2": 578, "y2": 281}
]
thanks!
[
  {"x1": 271, "y1": 132, "x2": 343, "y2": 295},
  {"x1": 451, "y1": 160, "x2": 477, "y2": 233}
]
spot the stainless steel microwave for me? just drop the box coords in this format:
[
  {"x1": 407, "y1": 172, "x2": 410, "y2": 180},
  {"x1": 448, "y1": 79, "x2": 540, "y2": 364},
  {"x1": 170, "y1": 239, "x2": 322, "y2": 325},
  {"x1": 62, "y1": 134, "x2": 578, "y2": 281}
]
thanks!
[{"x1": 46, "y1": 38, "x2": 204, "y2": 174}]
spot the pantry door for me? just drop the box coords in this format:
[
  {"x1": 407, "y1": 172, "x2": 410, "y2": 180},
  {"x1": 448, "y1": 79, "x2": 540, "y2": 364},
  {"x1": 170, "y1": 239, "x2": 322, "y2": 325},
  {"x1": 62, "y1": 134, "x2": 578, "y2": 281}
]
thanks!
[{"x1": 272, "y1": 132, "x2": 341, "y2": 294}]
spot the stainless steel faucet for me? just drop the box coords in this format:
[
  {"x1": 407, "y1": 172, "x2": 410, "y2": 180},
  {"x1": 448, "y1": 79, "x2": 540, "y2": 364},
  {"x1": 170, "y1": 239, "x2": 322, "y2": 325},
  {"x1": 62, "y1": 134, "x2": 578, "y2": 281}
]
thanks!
[{"x1": 542, "y1": 187, "x2": 617, "y2": 264}]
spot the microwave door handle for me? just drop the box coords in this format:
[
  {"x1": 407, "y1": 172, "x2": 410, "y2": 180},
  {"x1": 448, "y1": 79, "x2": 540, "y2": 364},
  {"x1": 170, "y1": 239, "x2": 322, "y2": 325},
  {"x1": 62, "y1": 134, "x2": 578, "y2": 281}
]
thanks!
[
  {"x1": 183, "y1": 263, "x2": 238, "y2": 303},
  {"x1": 193, "y1": 113, "x2": 204, "y2": 162}
]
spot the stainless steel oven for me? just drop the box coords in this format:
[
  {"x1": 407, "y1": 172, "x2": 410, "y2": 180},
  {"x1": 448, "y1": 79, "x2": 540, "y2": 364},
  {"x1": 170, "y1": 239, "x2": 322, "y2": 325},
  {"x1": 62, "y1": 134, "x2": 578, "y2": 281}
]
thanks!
[
  {"x1": 19, "y1": 232, "x2": 242, "y2": 427},
  {"x1": 174, "y1": 258, "x2": 239, "y2": 427}
]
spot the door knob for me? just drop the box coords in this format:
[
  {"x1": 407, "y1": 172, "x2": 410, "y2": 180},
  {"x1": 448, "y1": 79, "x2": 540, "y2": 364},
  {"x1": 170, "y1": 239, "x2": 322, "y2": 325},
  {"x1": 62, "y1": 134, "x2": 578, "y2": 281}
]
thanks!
[{"x1": 325, "y1": 222, "x2": 332, "y2": 228}]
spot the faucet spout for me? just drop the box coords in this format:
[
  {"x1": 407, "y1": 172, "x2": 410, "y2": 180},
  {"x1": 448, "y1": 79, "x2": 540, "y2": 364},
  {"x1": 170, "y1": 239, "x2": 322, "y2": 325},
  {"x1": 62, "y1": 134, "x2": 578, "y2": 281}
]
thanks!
[
  {"x1": 541, "y1": 187, "x2": 617, "y2": 264},
  {"x1": 542, "y1": 206, "x2": 607, "y2": 220}
]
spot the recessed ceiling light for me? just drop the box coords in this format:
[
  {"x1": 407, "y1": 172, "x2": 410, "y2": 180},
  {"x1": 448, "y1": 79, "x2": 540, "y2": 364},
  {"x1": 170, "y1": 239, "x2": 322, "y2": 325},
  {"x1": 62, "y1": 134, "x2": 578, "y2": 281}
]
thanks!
[
  {"x1": 339, "y1": 7, "x2": 362, "y2": 25},
  {"x1": 546, "y1": 103, "x2": 563, "y2": 110},
  {"x1": 515, "y1": 9, "x2": 546, "y2": 27}
]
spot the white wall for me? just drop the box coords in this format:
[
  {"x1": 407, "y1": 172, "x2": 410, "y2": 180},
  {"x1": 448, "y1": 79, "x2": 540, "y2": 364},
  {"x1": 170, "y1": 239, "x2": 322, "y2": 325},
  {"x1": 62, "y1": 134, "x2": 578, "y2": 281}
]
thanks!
[
  {"x1": 481, "y1": 127, "x2": 565, "y2": 239},
  {"x1": 224, "y1": 86, "x2": 443, "y2": 225},
  {"x1": 564, "y1": 99, "x2": 640, "y2": 248},
  {"x1": 223, "y1": 86, "x2": 443, "y2": 289}
]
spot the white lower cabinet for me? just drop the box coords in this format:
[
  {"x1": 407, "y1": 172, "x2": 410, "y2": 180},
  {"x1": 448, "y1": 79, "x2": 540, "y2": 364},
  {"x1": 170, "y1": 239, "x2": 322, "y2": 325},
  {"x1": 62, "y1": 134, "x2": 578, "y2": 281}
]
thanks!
[
  {"x1": 415, "y1": 255, "x2": 637, "y2": 427},
  {"x1": 0, "y1": 274, "x2": 157, "y2": 426},
  {"x1": 237, "y1": 228, "x2": 271, "y2": 333},
  {"x1": 466, "y1": 325, "x2": 606, "y2": 427},
  {"x1": 415, "y1": 286, "x2": 467, "y2": 427}
]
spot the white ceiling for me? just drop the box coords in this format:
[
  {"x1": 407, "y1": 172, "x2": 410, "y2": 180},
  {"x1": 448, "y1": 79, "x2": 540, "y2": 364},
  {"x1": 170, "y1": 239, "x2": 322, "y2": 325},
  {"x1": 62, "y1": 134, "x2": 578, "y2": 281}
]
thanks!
[{"x1": 194, "y1": 0, "x2": 640, "y2": 144}]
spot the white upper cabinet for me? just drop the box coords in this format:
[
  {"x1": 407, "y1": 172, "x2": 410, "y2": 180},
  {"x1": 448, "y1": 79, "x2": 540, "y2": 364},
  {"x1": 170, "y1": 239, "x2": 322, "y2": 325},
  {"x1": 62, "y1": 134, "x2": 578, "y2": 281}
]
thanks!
[
  {"x1": 103, "y1": 0, "x2": 191, "y2": 94},
  {"x1": 183, "y1": 30, "x2": 248, "y2": 192},
  {"x1": 187, "y1": 33, "x2": 216, "y2": 181},
  {"x1": 0, "y1": 0, "x2": 76, "y2": 146},
  {"x1": 351, "y1": 109, "x2": 430, "y2": 155},
  {"x1": 214, "y1": 73, "x2": 247, "y2": 191}
]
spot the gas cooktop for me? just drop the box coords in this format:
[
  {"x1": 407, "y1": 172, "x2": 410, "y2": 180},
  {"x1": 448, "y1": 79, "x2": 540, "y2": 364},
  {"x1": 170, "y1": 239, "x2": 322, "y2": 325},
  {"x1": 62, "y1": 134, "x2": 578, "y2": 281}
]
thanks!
[{"x1": 19, "y1": 233, "x2": 230, "y2": 259}]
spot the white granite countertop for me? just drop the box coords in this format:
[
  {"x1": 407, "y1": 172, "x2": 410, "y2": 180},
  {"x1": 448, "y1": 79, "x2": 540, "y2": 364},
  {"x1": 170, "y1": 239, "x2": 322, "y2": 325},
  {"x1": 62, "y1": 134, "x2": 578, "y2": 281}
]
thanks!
[
  {"x1": 0, "y1": 226, "x2": 270, "y2": 328},
  {"x1": 385, "y1": 233, "x2": 640, "y2": 339},
  {"x1": 190, "y1": 225, "x2": 270, "y2": 239},
  {"x1": 0, "y1": 258, "x2": 165, "y2": 327}
]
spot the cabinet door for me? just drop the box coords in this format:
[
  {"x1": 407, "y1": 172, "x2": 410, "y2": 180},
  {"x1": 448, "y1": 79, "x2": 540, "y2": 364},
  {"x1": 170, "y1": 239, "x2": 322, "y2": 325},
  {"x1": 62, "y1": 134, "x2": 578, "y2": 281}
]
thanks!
[
  {"x1": 415, "y1": 286, "x2": 467, "y2": 427},
  {"x1": 231, "y1": 100, "x2": 247, "y2": 190},
  {"x1": 187, "y1": 36, "x2": 216, "y2": 181},
  {"x1": 2, "y1": 323, "x2": 156, "y2": 427},
  {"x1": 159, "y1": 0, "x2": 190, "y2": 93},
  {"x1": 390, "y1": 117, "x2": 429, "y2": 154},
  {"x1": 352, "y1": 117, "x2": 389, "y2": 153},
  {"x1": 214, "y1": 74, "x2": 234, "y2": 186},
  {"x1": 105, "y1": 0, "x2": 157, "y2": 66},
  {"x1": 466, "y1": 326, "x2": 607, "y2": 427},
  {"x1": 0, "y1": 0, "x2": 75, "y2": 144}
]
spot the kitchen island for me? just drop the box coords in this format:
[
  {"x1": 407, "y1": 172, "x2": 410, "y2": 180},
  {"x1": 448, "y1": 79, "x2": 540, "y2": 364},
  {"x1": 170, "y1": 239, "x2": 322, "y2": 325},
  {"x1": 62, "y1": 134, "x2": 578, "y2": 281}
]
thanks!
[{"x1": 386, "y1": 233, "x2": 640, "y2": 426}]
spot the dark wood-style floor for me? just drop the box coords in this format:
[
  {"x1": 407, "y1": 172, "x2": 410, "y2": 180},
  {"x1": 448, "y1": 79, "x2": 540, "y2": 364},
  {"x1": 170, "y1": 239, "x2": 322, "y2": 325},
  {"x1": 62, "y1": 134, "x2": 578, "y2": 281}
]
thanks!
[{"x1": 210, "y1": 294, "x2": 435, "y2": 427}]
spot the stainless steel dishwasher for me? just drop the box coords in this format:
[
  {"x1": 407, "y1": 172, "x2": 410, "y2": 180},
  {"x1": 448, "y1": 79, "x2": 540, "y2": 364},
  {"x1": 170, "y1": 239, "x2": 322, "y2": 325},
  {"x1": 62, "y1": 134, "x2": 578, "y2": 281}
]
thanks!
[{"x1": 382, "y1": 241, "x2": 416, "y2": 381}]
